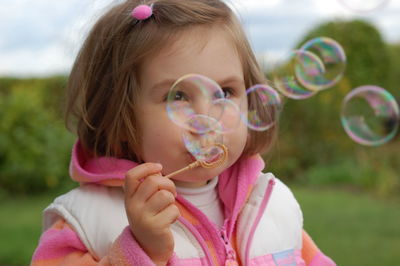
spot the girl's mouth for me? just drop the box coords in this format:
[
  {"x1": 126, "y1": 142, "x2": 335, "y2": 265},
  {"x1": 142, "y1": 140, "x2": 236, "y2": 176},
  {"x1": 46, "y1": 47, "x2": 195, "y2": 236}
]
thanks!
[
  {"x1": 204, "y1": 152, "x2": 221, "y2": 164},
  {"x1": 186, "y1": 144, "x2": 225, "y2": 163}
]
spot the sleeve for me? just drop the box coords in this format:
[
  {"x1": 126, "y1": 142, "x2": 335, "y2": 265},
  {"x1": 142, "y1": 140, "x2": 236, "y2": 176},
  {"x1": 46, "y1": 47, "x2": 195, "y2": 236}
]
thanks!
[
  {"x1": 301, "y1": 230, "x2": 336, "y2": 266},
  {"x1": 31, "y1": 219, "x2": 157, "y2": 266}
]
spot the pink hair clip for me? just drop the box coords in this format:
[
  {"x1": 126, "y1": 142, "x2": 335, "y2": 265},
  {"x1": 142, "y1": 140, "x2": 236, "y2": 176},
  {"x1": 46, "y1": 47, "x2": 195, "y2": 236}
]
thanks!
[{"x1": 131, "y1": 4, "x2": 154, "y2": 20}]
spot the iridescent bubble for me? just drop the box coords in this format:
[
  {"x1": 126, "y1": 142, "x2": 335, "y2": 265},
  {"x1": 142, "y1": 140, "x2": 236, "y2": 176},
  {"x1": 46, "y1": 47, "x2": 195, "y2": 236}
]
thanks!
[
  {"x1": 299, "y1": 37, "x2": 346, "y2": 91},
  {"x1": 273, "y1": 50, "x2": 319, "y2": 99},
  {"x1": 341, "y1": 85, "x2": 400, "y2": 146},
  {"x1": 208, "y1": 98, "x2": 242, "y2": 133},
  {"x1": 166, "y1": 74, "x2": 225, "y2": 134},
  {"x1": 183, "y1": 114, "x2": 215, "y2": 134},
  {"x1": 182, "y1": 115, "x2": 224, "y2": 162},
  {"x1": 338, "y1": 0, "x2": 389, "y2": 13},
  {"x1": 244, "y1": 84, "x2": 282, "y2": 131}
]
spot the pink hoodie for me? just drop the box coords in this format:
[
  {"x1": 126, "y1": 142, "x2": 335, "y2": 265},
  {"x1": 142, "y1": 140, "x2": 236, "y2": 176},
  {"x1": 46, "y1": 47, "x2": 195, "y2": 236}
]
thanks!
[{"x1": 32, "y1": 140, "x2": 336, "y2": 265}]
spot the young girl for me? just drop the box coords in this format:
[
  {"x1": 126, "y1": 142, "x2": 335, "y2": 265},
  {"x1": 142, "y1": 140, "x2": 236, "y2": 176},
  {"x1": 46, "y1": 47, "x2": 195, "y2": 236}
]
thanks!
[{"x1": 32, "y1": 0, "x2": 336, "y2": 265}]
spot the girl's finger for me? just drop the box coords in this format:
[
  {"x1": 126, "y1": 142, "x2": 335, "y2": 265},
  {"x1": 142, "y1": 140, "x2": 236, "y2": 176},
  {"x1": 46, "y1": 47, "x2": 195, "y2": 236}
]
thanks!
[
  {"x1": 133, "y1": 174, "x2": 177, "y2": 204},
  {"x1": 154, "y1": 203, "x2": 181, "y2": 227},
  {"x1": 124, "y1": 163, "x2": 162, "y2": 197},
  {"x1": 144, "y1": 189, "x2": 176, "y2": 216}
]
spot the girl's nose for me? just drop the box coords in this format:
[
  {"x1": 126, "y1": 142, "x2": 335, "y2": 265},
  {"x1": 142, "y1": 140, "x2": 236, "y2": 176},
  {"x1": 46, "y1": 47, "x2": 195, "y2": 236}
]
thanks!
[
  {"x1": 186, "y1": 114, "x2": 221, "y2": 135},
  {"x1": 191, "y1": 98, "x2": 210, "y2": 116}
]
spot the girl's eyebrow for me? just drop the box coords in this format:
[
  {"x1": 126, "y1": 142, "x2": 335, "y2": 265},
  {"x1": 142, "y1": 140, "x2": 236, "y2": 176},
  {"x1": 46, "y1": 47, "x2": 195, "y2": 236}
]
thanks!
[
  {"x1": 150, "y1": 75, "x2": 245, "y2": 92},
  {"x1": 217, "y1": 76, "x2": 245, "y2": 87},
  {"x1": 150, "y1": 79, "x2": 176, "y2": 92}
]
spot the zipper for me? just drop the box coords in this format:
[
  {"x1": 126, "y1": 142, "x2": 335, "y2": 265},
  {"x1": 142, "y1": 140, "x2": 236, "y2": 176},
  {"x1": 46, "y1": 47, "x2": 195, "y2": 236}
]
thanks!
[
  {"x1": 244, "y1": 177, "x2": 276, "y2": 265},
  {"x1": 174, "y1": 177, "x2": 275, "y2": 265},
  {"x1": 221, "y1": 223, "x2": 238, "y2": 266},
  {"x1": 178, "y1": 216, "x2": 240, "y2": 266}
]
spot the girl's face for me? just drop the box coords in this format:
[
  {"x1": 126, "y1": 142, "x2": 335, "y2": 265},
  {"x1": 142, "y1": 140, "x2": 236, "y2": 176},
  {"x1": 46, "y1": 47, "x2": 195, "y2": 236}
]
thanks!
[{"x1": 137, "y1": 25, "x2": 248, "y2": 188}]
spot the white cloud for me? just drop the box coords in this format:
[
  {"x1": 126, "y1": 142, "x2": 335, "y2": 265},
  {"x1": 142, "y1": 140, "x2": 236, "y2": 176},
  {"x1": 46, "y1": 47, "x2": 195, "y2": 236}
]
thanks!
[
  {"x1": 0, "y1": 0, "x2": 116, "y2": 76},
  {"x1": 0, "y1": 44, "x2": 72, "y2": 76},
  {"x1": 0, "y1": 0, "x2": 399, "y2": 76}
]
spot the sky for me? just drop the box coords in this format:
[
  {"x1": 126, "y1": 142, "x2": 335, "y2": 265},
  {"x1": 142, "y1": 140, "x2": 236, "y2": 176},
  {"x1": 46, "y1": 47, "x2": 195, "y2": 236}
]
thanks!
[{"x1": 0, "y1": 0, "x2": 399, "y2": 77}]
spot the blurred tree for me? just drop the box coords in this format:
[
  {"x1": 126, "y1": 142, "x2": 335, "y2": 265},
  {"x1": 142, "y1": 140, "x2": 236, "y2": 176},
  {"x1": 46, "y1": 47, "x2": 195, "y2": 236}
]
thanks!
[
  {"x1": 296, "y1": 19, "x2": 391, "y2": 89},
  {"x1": 387, "y1": 43, "x2": 400, "y2": 99},
  {"x1": 267, "y1": 19, "x2": 399, "y2": 196},
  {"x1": 0, "y1": 77, "x2": 75, "y2": 195}
]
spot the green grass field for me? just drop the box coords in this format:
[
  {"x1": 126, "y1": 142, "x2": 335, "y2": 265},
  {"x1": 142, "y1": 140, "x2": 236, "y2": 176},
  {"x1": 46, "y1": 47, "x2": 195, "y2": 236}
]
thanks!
[
  {"x1": 0, "y1": 192, "x2": 57, "y2": 266},
  {"x1": 293, "y1": 186, "x2": 400, "y2": 266},
  {"x1": 0, "y1": 186, "x2": 399, "y2": 265}
]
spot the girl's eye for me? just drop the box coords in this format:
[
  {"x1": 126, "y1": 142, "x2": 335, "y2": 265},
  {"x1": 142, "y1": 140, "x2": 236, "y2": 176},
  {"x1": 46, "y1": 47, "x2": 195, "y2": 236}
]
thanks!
[
  {"x1": 213, "y1": 91, "x2": 224, "y2": 99},
  {"x1": 222, "y1": 88, "x2": 233, "y2": 98},
  {"x1": 213, "y1": 88, "x2": 233, "y2": 99},
  {"x1": 172, "y1": 91, "x2": 187, "y2": 101},
  {"x1": 163, "y1": 91, "x2": 188, "y2": 102}
]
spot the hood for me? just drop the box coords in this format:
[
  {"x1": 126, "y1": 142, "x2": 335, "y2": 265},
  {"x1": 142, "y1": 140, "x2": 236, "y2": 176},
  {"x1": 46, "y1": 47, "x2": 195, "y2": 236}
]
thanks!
[
  {"x1": 69, "y1": 140, "x2": 265, "y2": 221},
  {"x1": 69, "y1": 140, "x2": 138, "y2": 187}
]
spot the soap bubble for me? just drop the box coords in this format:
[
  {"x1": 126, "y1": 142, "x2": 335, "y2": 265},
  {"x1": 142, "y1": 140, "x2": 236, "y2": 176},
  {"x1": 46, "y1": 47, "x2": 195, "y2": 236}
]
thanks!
[
  {"x1": 273, "y1": 50, "x2": 320, "y2": 99},
  {"x1": 166, "y1": 74, "x2": 225, "y2": 134},
  {"x1": 208, "y1": 98, "x2": 242, "y2": 133},
  {"x1": 341, "y1": 85, "x2": 400, "y2": 146},
  {"x1": 299, "y1": 37, "x2": 346, "y2": 91},
  {"x1": 182, "y1": 115, "x2": 224, "y2": 162},
  {"x1": 244, "y1": 84, "x2": 282, "y2": 131}
]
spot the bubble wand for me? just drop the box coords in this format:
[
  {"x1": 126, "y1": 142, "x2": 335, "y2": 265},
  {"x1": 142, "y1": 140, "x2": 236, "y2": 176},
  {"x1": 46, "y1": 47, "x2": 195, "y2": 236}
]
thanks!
[{"x1": 164, "y1": 143, "x2": 228, "y2": 179}]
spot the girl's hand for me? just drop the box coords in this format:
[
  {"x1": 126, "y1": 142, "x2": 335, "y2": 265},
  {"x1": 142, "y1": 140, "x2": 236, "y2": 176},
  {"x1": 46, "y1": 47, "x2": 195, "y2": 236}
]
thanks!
[{"x1": 124, "y1": 163, "x2": 180, "y2": 266}]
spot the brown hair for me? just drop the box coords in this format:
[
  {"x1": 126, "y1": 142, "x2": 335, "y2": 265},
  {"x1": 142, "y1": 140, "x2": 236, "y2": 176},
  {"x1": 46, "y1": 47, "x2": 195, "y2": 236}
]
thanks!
[{"x1": 65, "y1": 0, "x2": 278, "y2": 162}]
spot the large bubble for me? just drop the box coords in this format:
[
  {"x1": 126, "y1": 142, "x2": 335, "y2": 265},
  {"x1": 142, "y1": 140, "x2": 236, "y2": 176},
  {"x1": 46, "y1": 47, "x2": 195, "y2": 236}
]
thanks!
[
  {"x1": 244, "y1": 84, "x2": 282, "y2": 131},
  {"x1": 341, "y1": 85, "x2": 400, "y2": 146},
  {"x1": 182, "y1": 115, "x2": 224, "y2": 162},
  {"x1": 208, "y1": 97, "x2": 242, "y2": 133},
  {"x1": 273, "y1": 50, "x2": 320, "y2": 99},
  {"x1": 166, "y1": 74, "x2": 241, "y2": 134},
  {"x1": 166, "y1": 74, "x2": 222, "y2": 134},
  {"x1": 299, "y1": 37, "x2": 346, "y2": 91}
]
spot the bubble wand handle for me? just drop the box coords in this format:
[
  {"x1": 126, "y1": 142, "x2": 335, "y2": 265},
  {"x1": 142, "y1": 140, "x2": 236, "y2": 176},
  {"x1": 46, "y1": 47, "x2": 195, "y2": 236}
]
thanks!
[
  {"x1": 164, "y1": 143, "x2": 228, "y2": 179},
  {"x1": 164, "y1": 161, "x2": 201, "y2": 179}
]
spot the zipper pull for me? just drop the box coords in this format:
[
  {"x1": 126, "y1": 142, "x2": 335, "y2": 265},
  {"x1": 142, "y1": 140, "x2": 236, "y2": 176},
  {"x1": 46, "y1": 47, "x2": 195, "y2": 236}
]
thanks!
[
  {"x1": 225, "y1": 259, "x2": 239, "y2": 266},
  {"x1": 225, "y1": 249, "x2": 239, "y2": 266},
  {"x1": 221, "y1": 227, "x2": 239, "y2": 266}
]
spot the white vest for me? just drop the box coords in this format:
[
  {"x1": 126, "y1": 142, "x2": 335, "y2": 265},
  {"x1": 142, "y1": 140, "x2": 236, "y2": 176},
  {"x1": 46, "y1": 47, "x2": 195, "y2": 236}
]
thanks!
[{"x1": 43, "y1": 173, "x2": 303, "y2": 263}]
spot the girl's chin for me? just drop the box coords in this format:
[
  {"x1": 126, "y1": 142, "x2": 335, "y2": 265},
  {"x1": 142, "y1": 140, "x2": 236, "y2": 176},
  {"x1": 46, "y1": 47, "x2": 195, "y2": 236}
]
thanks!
[{"x1": 171, "y1": 177, "x2": 214, "y2": 188}]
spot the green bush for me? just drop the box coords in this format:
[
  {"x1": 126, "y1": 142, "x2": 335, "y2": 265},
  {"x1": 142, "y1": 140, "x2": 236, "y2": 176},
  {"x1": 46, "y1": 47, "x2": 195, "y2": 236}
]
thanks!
[
  {"x1": 266, "y1": 19, "x2": 400, "y2": 196},
  {"x1": 387, "y1": 43, "x2": 400, "y2": 97},
  {"x1": 295, "y1": 19, "x2": 391, "y2": 89},
  {"x1": 0, "y1": 79, "x2": 75, "y2": 194}
]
